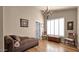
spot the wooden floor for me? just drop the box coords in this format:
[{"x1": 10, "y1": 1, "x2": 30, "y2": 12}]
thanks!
[{"x1": 27, "y1": 40, "x2": 79, "y2": 52}]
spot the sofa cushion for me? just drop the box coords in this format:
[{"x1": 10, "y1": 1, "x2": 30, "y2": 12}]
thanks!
[
  {"x1": 10, "y1": 35, "x2": 20, "y2": 41},
  {"x1": 5, "y1": 35, "x2": 12, "y2": 40},
  {"x1": 19, "y1": 37, "x2": 29, "y2": 40},
  {"x1": 4, "y1": 35, "x2": 13, "y2": 44}
]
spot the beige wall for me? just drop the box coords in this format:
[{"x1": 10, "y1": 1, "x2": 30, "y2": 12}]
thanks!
[
  {"x1": 3, "y1": 6, "x2": 44, "y2": 38},
  {"x1": 0, "y1": 7, "x2": 3, "y2": 52},
  {"x1": 45, "y1": 8, "x2": 77, "y2": 38},
  {"x1": 77, "y1": 7, "x2": 79, "y2": 49}
]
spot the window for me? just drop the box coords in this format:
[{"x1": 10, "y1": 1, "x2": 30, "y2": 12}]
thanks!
[
  {"x1": 47, "y1": 20, "x2": 51, "y2": 34},
  {"x1": 51, "y1": 20, "x2": 54, "y2": 35},
  {"x1": 47, "y1": 18, "x2": 64, "y2": 36},
  {"x1": 55, "y1": 19, "x2": 59, "y2": 35}
]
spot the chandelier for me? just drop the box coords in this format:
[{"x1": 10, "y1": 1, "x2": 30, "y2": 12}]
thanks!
[{"x1": 42, "y1": 6, "x2": 52, "y2": 19}]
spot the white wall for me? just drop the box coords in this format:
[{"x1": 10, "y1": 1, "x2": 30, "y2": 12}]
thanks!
[
  {"x1": 45, "y1": 8, "x2": 77, "y2": 38},
  {"x1": 3, "y1": 6, "x2": 44, "y2": 38},
  {"x1": 0, "y1": 7, "x2": 3, "y2": 52}
]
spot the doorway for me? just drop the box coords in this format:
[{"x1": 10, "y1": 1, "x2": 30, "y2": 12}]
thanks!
[{"x1": 36, "y1": 22, "x2": 40, "y2": 39}]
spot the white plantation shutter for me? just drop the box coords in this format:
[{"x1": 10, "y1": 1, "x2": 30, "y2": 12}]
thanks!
[{"x1": 47, "y1": 18, "x2": 64, "y2": 36}]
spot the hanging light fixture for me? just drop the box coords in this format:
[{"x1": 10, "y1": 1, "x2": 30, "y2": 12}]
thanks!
[{"x1": 42, "y1": 6, "x2": 52, "y2": 19}]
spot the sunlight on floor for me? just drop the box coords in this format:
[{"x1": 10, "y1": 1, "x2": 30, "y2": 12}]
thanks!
[
  {"x1": 27, "y1": 40, "x2": 78, "y2": 52},
  {"x1": 46, "y1": 43, "x2": 65, "y2": 52}
]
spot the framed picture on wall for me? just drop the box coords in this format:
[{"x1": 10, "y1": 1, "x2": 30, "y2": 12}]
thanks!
[
  {"x1": 67, "y1": 21, "x2": 73, "y2": 30},
  {"x1": 20, "y1": 18, "x2": 28, "y2": 27}
]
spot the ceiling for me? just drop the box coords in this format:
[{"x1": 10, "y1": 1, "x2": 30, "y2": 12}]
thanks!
[{"x1": 36, "y1": 6, "x2": 77, "y2": 11}]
